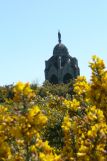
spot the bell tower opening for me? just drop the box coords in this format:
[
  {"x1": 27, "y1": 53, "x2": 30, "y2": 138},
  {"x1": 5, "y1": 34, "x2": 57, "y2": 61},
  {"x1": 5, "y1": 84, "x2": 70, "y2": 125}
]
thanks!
[
  {"x1": 63, "y1": 73, "x2": 72, "y2": 84},
  {"x1": 50, "y1": 75, "x2": 58, "y2": 84}
]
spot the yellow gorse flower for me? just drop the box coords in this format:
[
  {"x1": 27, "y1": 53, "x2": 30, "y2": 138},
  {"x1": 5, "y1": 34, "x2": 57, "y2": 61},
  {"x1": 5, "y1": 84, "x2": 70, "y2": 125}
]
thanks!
[{"x1": 0, "y1": 56, "x2": 107, "y2": 161}]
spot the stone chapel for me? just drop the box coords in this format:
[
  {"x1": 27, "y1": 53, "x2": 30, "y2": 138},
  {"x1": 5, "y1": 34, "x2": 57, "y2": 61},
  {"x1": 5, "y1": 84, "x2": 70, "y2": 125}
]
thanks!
[{"x1": 44, "y1": 32, "x2": 80, "y2": 84}]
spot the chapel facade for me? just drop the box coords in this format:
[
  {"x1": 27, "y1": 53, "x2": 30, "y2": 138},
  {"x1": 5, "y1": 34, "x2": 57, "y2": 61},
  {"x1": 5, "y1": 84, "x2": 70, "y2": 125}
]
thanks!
[{"x1": 44, "y1": 32, "x2": 80, "y2": 84}]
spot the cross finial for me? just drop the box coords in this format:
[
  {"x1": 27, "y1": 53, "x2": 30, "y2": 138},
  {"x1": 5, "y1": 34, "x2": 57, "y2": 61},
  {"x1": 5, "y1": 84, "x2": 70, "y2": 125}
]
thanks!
[{"x1": 58, "y1": 31, "x2": 61, "y2": 43}]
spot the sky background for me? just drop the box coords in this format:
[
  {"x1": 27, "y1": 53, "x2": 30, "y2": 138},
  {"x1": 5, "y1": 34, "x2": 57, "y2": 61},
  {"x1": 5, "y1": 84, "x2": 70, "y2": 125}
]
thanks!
[{"x1": 0, "y1": 0, "x2": 107, "y2": 85}]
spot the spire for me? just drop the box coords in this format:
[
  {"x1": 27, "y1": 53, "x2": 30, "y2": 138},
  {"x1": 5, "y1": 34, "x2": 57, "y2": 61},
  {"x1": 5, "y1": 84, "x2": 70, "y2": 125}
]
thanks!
[{"x1": 58, "y1": 31, "x2": 61, "y2": 43}]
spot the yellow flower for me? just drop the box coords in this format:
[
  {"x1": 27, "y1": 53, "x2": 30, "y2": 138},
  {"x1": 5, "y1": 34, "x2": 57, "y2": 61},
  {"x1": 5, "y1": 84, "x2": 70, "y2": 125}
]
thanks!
[
  {"x1": 64, "y1": 99, "x2": 80, "y2": 111},
  {"x1": 28, "y1": 106, "x2": 40, "y2": 119},
  {"x1": 62, "y1": 114, "x2": 71, "y2": 132},
  {"x1": 30, "y1": 145, "x2": 36, "y2": 153},
  {"x1": 15, "y1": 81, "x2": 25, "y2": 92}
]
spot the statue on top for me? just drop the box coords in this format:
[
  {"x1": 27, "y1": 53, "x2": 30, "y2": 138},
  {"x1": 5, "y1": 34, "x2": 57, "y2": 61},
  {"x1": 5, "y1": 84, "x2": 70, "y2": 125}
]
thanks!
[{"x1": 58, "y1": 31, "x2": 61, "y2": 43}]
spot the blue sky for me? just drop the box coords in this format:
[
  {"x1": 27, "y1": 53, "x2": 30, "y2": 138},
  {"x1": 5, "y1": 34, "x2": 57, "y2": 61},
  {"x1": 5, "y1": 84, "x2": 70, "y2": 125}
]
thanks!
[{"x1": 0, "y1": 0, "x2": 107, "y2": 85}]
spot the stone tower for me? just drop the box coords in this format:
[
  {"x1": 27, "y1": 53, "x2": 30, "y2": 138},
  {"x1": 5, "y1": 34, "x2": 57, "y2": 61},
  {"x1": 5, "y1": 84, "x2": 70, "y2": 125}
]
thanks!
[{"x1": 45, "y1": 32, "x2": 80, "y2": 84}]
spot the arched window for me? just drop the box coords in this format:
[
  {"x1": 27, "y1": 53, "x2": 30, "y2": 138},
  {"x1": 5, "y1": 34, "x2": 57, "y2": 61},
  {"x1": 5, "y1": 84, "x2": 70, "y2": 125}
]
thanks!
[
  {"x1": 63, "y1": 73, "x2": 72, "y2": 84},
  {"x1": 50, "y1": 75, "x2": 58, "y2": 84}
]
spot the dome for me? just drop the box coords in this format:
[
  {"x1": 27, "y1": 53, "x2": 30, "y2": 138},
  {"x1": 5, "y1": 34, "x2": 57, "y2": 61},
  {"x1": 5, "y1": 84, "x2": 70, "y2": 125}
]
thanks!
[{"x1": 53, "y1": 43, "x2": 69, "y2": 56}]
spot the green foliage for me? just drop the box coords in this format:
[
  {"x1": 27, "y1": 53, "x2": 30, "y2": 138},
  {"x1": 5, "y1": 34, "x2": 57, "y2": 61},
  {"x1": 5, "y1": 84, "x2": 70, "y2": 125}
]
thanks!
[
  {"x1": 0, "y1": 85, "x2": 14, "y2": 103},
  {"x1": 36, "y1": 80, "x2": 74, "y2": 98}
]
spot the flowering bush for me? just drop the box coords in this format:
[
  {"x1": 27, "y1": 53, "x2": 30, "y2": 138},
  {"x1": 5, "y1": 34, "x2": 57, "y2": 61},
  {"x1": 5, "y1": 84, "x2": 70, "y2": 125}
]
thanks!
[{"x1": 0, "y1": 55, "x2": 107, "y2": 161}]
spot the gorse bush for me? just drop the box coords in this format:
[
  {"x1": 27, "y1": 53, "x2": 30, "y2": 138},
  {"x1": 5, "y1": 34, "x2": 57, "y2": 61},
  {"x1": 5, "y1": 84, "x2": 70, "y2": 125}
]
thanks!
[
  {"x1": 0, "y1": 55, "x2": 107, "y2": 161},
  {"x1": 34, "y1": 80, "x2": 74, "y2": 98}
]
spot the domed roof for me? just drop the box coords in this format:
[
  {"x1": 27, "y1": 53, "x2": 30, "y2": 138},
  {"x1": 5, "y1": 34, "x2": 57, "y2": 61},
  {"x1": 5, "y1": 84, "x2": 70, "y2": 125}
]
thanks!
[
  {"x1": 53, "y1": 32, "x2": 69, "y2": 56},
  {"x1": 53, "y1": 43, "x2": 69, "y2": 56}
]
